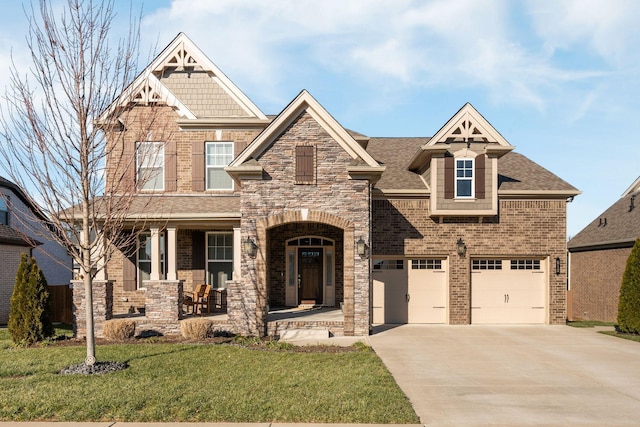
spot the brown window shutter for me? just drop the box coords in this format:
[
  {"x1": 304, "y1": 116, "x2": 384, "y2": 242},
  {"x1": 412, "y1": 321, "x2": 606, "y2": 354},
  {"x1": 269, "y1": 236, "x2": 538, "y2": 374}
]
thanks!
[
  {"x1": 122, "y1": 141, "x2": 136, "y2": 192},
  {"x1": 122, "y1": 242, "x2": 137, "y2": 291},
  {"x1": 192, "y1": 141, "x2": 205, "y2": 191},
  {"x1": 192, "y1": 231, "x2": 205, "y2": 283},
  {"x1": 475, "y1": 154, "x2": 485, "y2": 199},
  {"x1": 296, "y1": 145, "x2": 314, "y2": 182},
  {"x1": 444, "y1": 156, "x2": 454, "y2": 199},
  {"x1": 165, "y1": 140, "x2": 177, "y2": 192}
]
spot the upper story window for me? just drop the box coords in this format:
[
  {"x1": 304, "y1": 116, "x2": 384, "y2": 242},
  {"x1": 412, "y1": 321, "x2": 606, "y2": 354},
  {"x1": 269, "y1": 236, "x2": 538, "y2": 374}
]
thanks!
[
  {"x1": 295, "y1": 145, "x2": 315, "y2": 184},
  {"x1": 206, "y1": 142, "x2": 234, "y2": 190},
  {"x1": 0, "y1": 197, "x2": 7, "y2": 225},
  {"x1": 455, "y1": 159, "x2": 474, "y2": 198},
  {"x1": 137, "y1": 141, "x2": 164, "y2": 191}
]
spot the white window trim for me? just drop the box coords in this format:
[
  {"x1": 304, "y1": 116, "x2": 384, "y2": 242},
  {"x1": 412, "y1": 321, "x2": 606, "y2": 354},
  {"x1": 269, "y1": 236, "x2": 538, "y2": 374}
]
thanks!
[
  {"x1": 136, "y1": 141, "x2": 164, "y2": 191},
  {"x1": 206, "y1": 231, "x2": 234, "y2": 288},
  {"x1": 206, "y1": 141, "x2": 234, "y2": 191},
  {"x1": 137, "y1": 232, "x2": 166, "y2": 289},
  {"x1": 455, "y1": 157, "x2": 474, "y2": 199}
]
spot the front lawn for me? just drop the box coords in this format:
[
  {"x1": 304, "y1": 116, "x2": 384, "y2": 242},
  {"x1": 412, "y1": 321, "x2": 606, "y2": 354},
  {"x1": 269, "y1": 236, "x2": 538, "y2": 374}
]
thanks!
[{"x1": 0, "y1": 327, "x2": 418, "y2": 423}]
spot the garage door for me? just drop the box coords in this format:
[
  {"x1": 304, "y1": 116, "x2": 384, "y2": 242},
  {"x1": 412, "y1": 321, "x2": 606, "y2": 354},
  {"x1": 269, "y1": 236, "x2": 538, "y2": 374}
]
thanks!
[
  {"x1": 372, "y1": 258, "x2": 447, "y2": 324},
  {"x1": 471, "y1": 258, "x2": 547, "y2": 324},
  {"x1": 372, "y1": 259, "x2": 407, "y2": 324},
  {"x1": 407, "y1": 259, "x2": 447, "y2": 323}
]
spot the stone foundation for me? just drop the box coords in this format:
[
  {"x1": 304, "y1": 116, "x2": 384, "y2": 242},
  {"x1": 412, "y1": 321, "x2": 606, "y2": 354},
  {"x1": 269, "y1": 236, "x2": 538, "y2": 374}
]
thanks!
[{"x1": 72, "y1": 280, "x2": 113, "y2": 338}]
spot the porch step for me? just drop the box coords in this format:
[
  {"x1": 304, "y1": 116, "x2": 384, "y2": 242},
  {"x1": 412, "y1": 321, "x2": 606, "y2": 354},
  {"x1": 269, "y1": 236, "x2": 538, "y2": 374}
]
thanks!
[{"x1": 279, "y1": 328, "x2": 329, "y2": 341}]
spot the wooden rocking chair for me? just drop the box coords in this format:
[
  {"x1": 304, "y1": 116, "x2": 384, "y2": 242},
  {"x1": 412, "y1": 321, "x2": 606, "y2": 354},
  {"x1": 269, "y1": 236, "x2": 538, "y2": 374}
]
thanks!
[{"x1": 184, "y1": 284, "x2": 207, "y2": 315}]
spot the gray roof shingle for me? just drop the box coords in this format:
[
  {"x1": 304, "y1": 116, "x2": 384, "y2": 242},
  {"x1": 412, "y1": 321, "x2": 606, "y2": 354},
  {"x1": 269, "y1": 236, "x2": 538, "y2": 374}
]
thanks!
[{"x1": 568, "y1": 190, "x2": 640, "y2": 250}]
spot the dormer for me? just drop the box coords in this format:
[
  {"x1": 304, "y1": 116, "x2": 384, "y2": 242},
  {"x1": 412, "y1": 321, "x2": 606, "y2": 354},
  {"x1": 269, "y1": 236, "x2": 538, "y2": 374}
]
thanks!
[{"x1": 408, "y1": 103, "x2": 513, "y2": 218}]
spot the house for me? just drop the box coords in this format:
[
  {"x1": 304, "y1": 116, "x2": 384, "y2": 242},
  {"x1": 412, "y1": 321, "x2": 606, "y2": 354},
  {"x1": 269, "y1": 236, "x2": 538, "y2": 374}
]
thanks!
[
  {"x1": 74, "y1": 33, "x2": 579, "y2": 337},
  {"x1": 567, "y1": 177, "x2": 640, "y2": 322},
  {"x1": 0, "y1": 177, "x2": 73, "y2": 324}
]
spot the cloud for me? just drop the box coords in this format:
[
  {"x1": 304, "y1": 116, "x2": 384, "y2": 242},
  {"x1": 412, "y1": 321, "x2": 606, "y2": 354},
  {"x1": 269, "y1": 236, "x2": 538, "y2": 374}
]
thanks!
[{"x1": 138, "y1": 0, "x2": 624, "y2": 113}]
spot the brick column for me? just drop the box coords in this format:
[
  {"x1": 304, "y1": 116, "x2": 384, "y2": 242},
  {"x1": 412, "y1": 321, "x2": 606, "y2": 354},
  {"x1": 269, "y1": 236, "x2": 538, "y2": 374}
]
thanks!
[{"x1": 72, "y1": 280, "x2": 113, "y2": 338}]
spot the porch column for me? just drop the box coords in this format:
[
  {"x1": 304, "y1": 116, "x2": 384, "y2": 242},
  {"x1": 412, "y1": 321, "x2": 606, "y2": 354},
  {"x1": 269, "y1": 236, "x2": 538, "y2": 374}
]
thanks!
[
  {"x1": 167, "y1": 226, "x2": 177, "y2": 280},
  {"x1": 150, "y1": 226, "x2": 161, "y2": 281},
  {"x1": 233, "y1": 227, "x2": 242, "y2": 279}
]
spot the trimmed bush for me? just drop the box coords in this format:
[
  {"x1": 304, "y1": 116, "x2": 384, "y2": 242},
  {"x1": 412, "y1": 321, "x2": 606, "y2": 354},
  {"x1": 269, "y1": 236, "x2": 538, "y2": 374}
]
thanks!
[
  {"x1": 8, "y1": 254, "x2": 53, "y2": 345},
  {"x1": 180, "y1": 318, "x2": 216, "y2": 339},
  {"x1": 617, "y1": 238, "x2": 640, "y2": 334},
  {"x1": 103, "y1": 319, "x2": 136, "y2": 340}
]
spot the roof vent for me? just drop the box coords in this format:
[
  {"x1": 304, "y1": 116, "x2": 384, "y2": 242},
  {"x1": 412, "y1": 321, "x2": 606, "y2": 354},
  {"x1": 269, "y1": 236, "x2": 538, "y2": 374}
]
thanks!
[
  {"x1": 630, "y1": 195, "x2": 636, "y2": 212},
  {"x1": 598, "y1": 217, "x2": 607, "y2": 227}
]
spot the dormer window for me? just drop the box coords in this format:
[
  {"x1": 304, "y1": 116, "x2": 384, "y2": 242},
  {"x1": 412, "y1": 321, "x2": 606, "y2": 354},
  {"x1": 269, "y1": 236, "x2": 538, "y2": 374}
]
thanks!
[{"x1": 456, "y1": 159, "x2": 474, "y2": 198}]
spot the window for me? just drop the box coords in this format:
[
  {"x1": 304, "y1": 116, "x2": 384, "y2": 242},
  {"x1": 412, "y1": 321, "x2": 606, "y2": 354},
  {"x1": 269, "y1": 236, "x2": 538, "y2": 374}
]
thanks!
[
  {"x1": 295, "y1": 145, "x2": 315, "y2": 183},
  {"x1": 511, "y1": 259, "x2": 541, "y2": 270},
  {"x1": 411, "y1": 259, "x2": 442, "y2": 270},
  {"x1": 0, "y1": 197, "x2": 7, "y2": 225},
  {"x1": 207, "y1": 232, "x2": 233, "y2": 288},
  {"x1": 472, "y1": 259, "x2": 502, "y2": 270},
  {"x1": 206, "y1": 142, "x2": 234, "y2": 190},
  {"x1": 455, "y1": 158, "x2": 474, "y2": 198},
  {"x1": 137, "y1": 142, "x2": 164, "y2": 191},
  {"x1": 373, "y1": 259, "x2": 404, "y2": 270},
  {"x1": 137, "y1": 232, "x2": 165, "y2": 288}
]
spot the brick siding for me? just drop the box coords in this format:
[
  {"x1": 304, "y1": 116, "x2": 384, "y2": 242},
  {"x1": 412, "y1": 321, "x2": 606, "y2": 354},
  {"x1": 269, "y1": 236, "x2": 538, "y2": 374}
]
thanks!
[{"x1": 569, "y1": 247, "x2": 631, "y2": 322}]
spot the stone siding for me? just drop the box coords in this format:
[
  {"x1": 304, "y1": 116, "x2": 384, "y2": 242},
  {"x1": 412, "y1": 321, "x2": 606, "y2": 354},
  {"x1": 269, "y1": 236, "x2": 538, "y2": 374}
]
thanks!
[
  {"x1": 239, "y1": 111, "x2": 371, "y2": 336},
  {"x1": 569, "y1": 247, "x2": 631, "y2": 322},
  {"x1": 72, "y1": 280, "x2": 113, "y2": 338},
  {"x1": 372, "y1": 198, "x2": 568, "y2": 324}
]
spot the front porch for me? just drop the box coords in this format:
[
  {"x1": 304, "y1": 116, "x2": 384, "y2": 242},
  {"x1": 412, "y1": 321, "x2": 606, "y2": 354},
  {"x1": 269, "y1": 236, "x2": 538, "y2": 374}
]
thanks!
[{"x1": 188, "y1": 306, "x2": 345, "y2": 337}]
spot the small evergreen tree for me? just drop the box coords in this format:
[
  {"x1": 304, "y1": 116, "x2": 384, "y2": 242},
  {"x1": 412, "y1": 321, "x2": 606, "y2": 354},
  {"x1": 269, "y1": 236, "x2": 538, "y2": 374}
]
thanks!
[
  {"x1": 617, "y1": 238, "x2": 640, "y2": 334},
  {"x1": 8, "y1": 254, "x2": 53, "y2": 344}
]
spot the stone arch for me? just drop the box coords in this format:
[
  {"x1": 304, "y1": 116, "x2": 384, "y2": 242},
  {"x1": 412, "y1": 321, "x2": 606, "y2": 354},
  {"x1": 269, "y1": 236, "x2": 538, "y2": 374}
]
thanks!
[{"x1": 252, "y1": 209, "x2": 356, "y2": 336}]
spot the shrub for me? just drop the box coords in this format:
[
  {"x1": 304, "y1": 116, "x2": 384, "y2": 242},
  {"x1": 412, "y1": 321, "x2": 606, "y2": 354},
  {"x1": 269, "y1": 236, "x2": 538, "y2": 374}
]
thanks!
[
  {"x1": 180, "y1": 318, "x2": 215, "y2": 339},
  {"x1": 103, "y1": 319, "x2": 136, "y2": 340},
  {"x1": 617, "y1": 238, "x2": 640, "y2": 334},
  {"x1": 8, "y1": 254, "x2": 53, "y2": 345}
]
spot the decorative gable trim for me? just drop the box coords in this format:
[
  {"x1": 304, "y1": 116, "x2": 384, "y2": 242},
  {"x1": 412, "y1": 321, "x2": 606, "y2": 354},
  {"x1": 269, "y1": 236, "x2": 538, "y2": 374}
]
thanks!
[
  {"x1": 229, "y1": 90, "x2": 381, "y2": 170},
  {"x1": 408, "y1": 103, "x2": 513, "y2": 171},
  {"x1": 99, "y1": 33, "x2": 267, "y2": 123},
  {"x1": 428, "y1": 103, "x2": 510, "y2": 146}
]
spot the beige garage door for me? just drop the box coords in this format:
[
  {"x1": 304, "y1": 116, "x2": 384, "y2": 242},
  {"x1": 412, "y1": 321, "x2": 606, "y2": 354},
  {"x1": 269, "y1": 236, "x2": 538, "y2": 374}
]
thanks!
[
  {"x1": 408, "y1": 259, "x2": 447, "y2": 323},
  {"x1": 471, "y1": 258, "x2": 547, "y2": 324},
  {"x1": 372, "y1": 258, "x2": 447, "y2": 324}
]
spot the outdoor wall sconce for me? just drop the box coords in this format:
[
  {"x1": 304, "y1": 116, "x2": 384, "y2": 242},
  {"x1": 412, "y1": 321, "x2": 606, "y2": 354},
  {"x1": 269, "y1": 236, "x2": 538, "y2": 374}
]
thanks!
[
  {"x1": 555, "y1": 257, "x2": 561, "y2": 275},
  {"x1": 357, "y1": 237, "x2": 367, "y2": 257},
  {"x1": 456, "y1": 238, "x2": 466, "y2": 257},
  {"x1": 244, "y1": 236, "x2": 257, "y2": 257}
]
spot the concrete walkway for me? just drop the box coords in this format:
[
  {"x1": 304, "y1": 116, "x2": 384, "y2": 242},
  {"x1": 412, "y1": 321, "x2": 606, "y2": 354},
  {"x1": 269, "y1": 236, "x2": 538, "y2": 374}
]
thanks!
[{"x1": 368, "y1": 324, "x2": 640, "y2": 426}]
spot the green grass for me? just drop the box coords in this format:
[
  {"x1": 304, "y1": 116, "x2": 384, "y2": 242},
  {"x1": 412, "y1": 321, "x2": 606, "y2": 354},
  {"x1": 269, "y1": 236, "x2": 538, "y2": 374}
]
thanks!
[
  {"x1": 0, "y1": 328, "x2": 418, "y2": 423},
  {"x1": 566, "y1": 320, "x2": 616, "y2": 328},
  {"x1": 600, "y1": 330, "x2": 640, "y2": 342}
]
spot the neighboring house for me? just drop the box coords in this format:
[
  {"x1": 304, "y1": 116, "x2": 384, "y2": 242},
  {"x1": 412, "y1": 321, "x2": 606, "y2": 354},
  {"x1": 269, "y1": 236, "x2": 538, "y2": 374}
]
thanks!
[
  {"x1": 567, "y1": 178, "x2": 640, "y2": 322},
  {"x1": 0, "y1": 177, "x2": 72, "y2": 324},
  {"x1": 75, "y1": 33, "x2": 579, "y2": 338}
]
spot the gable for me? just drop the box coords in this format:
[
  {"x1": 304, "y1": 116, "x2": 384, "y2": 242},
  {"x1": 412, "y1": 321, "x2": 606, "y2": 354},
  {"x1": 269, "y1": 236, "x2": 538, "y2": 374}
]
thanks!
[
  {"x1": 228, "y1": 90, "x2": 383, "y2": 182},
  {"x1": 99, "y1": 33, "x2": 267, "y2": 123}
]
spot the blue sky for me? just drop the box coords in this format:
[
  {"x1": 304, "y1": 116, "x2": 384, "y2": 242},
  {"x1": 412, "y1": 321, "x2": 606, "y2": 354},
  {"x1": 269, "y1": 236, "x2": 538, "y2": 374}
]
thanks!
[{"x1": 1, "y1": 0, "x2": 639, "y2": 238}]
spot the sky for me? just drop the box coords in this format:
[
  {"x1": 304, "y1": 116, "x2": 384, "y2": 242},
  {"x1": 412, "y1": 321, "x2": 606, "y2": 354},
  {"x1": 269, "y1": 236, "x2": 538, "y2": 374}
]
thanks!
[{"x1": 0, "y1": 0, "x2": 639, "y2": 238}]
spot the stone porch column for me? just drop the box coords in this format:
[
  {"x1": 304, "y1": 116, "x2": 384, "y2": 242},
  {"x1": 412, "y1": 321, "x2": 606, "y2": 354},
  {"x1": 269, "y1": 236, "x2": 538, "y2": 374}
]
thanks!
[{"x1": 72, "y1": 279, "x2": 113, "y2": 338}]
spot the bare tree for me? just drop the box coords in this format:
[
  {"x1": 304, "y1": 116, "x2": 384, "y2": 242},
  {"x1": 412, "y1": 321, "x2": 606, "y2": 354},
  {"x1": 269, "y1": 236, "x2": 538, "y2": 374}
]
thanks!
[{"x1": 0, "y1": 0, "x2": 161, "y2": 365}]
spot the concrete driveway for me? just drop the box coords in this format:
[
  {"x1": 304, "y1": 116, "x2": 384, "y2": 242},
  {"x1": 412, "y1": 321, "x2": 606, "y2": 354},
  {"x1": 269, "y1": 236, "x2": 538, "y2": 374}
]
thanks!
[{"x1": 368, "y1": 325, "x2": 640, "y2": 426}]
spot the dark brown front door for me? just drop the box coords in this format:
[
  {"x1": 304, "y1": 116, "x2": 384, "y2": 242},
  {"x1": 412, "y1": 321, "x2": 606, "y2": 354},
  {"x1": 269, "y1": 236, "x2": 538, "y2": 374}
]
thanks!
[{"x1": 298, "y1": 248, "x2": 323, "y2": 304}]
